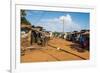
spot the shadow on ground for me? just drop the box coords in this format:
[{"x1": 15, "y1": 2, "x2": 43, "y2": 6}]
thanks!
[{"x1": 69, "y1": 43, "x2": 87, "y2": 53}]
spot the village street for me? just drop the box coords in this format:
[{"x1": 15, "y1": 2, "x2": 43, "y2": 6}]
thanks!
[{"x1": 21, "y1": 37, "x2": 89, "y2": 63}]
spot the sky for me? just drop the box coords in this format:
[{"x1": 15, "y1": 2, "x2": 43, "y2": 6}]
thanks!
[{"x1": 24, "y1": 10, "x2": 90, "y2": 32}]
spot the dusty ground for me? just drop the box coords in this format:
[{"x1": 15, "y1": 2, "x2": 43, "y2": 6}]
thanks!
[{"x1": 21, "y1": 37, "x2": 89, "y2": 63}]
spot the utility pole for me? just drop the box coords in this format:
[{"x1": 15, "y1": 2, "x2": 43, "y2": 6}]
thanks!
[
  {"x1": 60, "y1": 16, "x2": 65, "y2": 33},
  {"x1": 62, "y1": 17, "x2": 64, "y2": 33}
]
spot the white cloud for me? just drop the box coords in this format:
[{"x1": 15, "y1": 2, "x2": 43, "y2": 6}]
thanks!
[
  {"x1": 38, "y1": 14, "x2": 82, "y2": 32},
  {"x1": 59, "y1": 14, "x2": 72, "y2": 24},
  {"x1": 59, "y1": 14, "x2": 82, "y2": 31}
]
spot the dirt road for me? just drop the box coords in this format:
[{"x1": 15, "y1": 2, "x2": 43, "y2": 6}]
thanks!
[{"x1": 21, "y1": 38, "x2": 89, "y2": 63}]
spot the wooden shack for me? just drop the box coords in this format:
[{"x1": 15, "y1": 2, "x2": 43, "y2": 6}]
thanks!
[{"x1": 21, "y1": 24, "x2": 32, "y2": 48}]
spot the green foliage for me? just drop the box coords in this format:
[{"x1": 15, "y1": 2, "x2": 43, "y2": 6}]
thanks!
[
  {"x1": 53, "y1": 32, "x2": 60, "y2": 36},
  {"x1": 21, "y1": 17, "x2": 31, "y2": 25},
  {"x1": 21, "y1": 10, "x2": 26, "y2": 17},
  {"x1": 21, "y1": 10, "x2": 31, "y2": 25}
]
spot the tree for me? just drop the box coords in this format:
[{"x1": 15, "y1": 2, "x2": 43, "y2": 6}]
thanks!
[
  {"x1": 21, "y1": 17, "x2": 31, "y2": 25},
  {"x1": 21, "y1": 10, "x2": 31, "y2": 25},
  {"x1": 21, "y1": 10, "x2": 26, "y2": 17}
]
